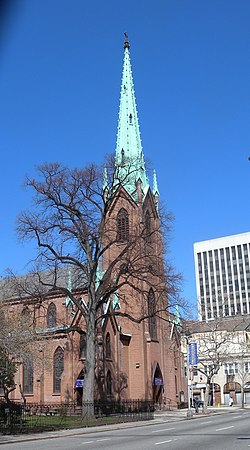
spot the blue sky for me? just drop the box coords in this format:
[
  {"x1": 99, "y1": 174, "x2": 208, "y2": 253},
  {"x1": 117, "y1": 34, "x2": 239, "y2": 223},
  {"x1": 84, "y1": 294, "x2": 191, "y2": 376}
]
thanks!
[{"x1": 1, "y1": 0, "x2": 250, "y2": 314}]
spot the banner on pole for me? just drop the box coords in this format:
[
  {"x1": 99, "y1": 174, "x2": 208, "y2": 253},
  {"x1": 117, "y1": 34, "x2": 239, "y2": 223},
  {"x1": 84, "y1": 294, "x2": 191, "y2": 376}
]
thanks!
[{"x1": 189, "y1": 342, "x2": 198, "y2": 365}]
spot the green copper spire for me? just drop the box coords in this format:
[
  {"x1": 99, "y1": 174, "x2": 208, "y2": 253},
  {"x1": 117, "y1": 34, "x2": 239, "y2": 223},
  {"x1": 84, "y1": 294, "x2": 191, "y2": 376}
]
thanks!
[
  {"x1": 114, "y1": 34, "x2": 149, "y2": 200},
  {"x1": 65, "y1": 269, "x2": 72, "y2": 307},
  {"x1": 102, "y1": 165, "x2": 108, "y2": 191},
  {"x1": 153, "y1": 170, "x2": 159, "y2": 196}
]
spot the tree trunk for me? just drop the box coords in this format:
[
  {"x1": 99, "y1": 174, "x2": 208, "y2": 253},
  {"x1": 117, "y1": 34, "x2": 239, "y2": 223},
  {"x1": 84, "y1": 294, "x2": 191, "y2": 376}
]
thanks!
[
  {"x1": 82, "y1": 307, "x2": 96, "y2": 417},
  {"x1": 203, "y1": 379, "x2": 211, "y2": 413},
  {"x1": 241, "y1": 386, "x2": 245, "y2": 409}
]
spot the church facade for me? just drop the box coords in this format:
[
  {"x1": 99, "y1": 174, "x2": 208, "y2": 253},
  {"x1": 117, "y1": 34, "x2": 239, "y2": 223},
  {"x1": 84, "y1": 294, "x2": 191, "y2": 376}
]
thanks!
[{"x1": 4, "y1": 37, "x2": 186, "y2": 409}]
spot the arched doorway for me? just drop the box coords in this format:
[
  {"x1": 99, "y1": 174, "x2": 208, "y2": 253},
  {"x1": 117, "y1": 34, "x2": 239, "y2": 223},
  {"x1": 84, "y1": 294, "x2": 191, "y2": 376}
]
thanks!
[
  {"x1": 152, "y1": 363, "x2": 164, "y2": 405},
  {"x1": 75, "y1": 370, "x2": 85, "y2": 405},
  {"x1": 224, "y1": 381, "x2": 241, "y2": 405}
]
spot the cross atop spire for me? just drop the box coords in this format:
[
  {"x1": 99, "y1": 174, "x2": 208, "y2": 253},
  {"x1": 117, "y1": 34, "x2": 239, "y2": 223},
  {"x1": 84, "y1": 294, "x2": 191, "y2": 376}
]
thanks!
[
  {"x1": 124, "y1": 32, "x2": 130, "y2": 49},
  {"x1": 114, "y1": 35, "x2": 149, "y2": 200}
]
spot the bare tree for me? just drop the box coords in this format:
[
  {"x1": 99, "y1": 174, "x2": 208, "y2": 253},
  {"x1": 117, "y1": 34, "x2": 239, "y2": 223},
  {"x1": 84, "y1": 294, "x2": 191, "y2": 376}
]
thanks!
[
  {"x1": 10, "y1": 161, "x2": 183, "y2": 408},
  {"x1": 186, "y1": 319, "x2": 237, "y2": 413},
  {"x1": 0, "y1": 300, "x2": 42, "y2": 402},
  {"x1": 226, "y1": 334, "x2": 250, "y2": 409}
]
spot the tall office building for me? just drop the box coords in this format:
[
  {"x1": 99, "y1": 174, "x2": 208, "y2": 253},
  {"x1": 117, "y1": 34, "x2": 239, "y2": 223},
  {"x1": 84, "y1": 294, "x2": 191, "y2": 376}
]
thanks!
[{"x1": 194, "y1": 232, "x2": 250, "y2": 321}]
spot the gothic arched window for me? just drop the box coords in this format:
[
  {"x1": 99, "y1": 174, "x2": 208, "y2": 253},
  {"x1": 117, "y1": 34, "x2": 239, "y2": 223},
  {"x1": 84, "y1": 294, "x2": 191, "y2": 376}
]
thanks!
[
  {"x1": 106, "y1": 332, "x2": 111, "y2": 359},
  {"x1": 79, "y1": 333, "x2": 86, "y2": 359},
  {"x1": 106, "y1": 370, "x2": 112, "y2": 396},
  {"x1": 22, "y1": 306, "x2": 30, "y2": 317},
  {"x1": 23, "y1": 355, "x2": 33, "y2": 394},
  {"x1": 53, "y1": 347, "x2": 64, "y2": 393},
  {"x1": 117, "y1": 208, "x2": 129, "y2": 242},
  {"x1": 47, "y1": 302, "x2": 56, "y2": 328},
  {"x1": 145, "y1": 211, "x2": 151, "y2": 243},
  {"x1": 148, "y1": 289, "x2": 157, "y2": 340}
]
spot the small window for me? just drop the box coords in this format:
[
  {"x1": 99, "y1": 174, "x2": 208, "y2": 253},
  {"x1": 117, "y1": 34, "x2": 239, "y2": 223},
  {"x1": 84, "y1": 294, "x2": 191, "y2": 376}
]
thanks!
[
  {"x1": 79, "y1": 333, "x2": 86, "y2": 359},
  {"x1": 23, "y1": 355, "x2": 33, "y2": 394},
  {"x1": 106, "y1": 332, "x2": 111, "y2": 359},
  {"x1": 53, "y1": 347, "x2": 64, "y2": 393},
  {"x1": 22, "y1": 307, "x2": 31, "y2": 318},
  {"x1": 117, "y1": 208, "x2": 129, "y2": 242},
  {"x1": 145, "y1": 211, "x2": 151, "y2": 243},
  {"x1": 47, "y1": 303, "x2": 56, "y2": 328},
  {"x1": 148, "y1": 289, "x2": 157, "y2": 340},
  {"x1": 106, "y1": 370, "x2": 112, "y2": 396}
]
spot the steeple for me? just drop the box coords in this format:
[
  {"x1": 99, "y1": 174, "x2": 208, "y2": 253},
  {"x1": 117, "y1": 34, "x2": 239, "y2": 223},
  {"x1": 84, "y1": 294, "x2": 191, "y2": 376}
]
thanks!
[{"x1": 114, "y1": 33, "x2": 149, "y2": 200}]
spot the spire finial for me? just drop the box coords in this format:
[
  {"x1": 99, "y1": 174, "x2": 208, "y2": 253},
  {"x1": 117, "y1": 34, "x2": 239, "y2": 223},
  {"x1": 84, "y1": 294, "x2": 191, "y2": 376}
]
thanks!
[
  {"x1": 153, "y1": 169, "x2": 159, "y2": 196},
  {"x1": 124, "y1": 32, "x2": 130, "y2": 49}
]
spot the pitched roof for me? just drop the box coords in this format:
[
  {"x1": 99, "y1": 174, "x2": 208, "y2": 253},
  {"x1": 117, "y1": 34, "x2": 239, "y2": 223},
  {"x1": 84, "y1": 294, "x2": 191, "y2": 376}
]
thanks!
[
  {"x1": 185, "y1": 315, "x2": 250, "y2": 334},
  {"x1": 0, "y1": 267, "x2": 88, "y2": 302}
]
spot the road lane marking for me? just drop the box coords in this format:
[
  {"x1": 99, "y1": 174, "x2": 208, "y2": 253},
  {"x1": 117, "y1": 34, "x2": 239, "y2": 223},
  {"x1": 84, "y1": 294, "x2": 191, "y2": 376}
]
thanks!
[
  {"x1": 155, "y1": 440, "x2": 173, "y2": 445},
  {"x1": 152, "y1": 427, "x2": 176, "y2": 433},
  {"x1": 96, "y1": 439, "x2": 111, "y2": 442},
  {"x1": 200, "y1": 421, "x2": 211, "y2": 424},
  {"x1": 216, "y1": 426, "x2": 234, "y2": 432},
  {"x1": 81, "y1": 441, "x2": 94, "y2": 445}
]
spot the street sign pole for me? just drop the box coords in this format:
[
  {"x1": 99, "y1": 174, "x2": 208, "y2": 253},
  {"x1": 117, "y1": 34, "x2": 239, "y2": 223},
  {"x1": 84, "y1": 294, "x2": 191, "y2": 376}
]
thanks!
[{"x1": 186, "y1": 343, "x2": 193, "y2": 418}]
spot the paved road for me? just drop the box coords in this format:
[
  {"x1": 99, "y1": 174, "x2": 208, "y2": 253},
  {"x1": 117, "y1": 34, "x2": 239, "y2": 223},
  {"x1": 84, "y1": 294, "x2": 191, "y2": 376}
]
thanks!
[{"x1": 1, "y1": 410, "x2": 250, "y2": 449}]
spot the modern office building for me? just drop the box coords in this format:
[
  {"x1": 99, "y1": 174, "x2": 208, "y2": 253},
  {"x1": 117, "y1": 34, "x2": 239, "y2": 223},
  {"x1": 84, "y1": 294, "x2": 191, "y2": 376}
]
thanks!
[{"x1": 194, "y1": 232, "x2": 250, "y2": 321}]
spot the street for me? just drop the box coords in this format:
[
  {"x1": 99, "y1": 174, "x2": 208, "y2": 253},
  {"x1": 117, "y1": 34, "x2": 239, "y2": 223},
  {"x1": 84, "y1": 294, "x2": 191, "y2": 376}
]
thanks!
[{"x1": 1, "y1": 410, "x2": 250, "y2": 449}]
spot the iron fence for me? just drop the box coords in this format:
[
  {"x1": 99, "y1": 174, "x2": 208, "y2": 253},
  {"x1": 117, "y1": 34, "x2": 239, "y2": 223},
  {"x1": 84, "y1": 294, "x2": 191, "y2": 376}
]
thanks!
[{"x1": 0, "y1": 399, "x2": 154, "y2": 434}]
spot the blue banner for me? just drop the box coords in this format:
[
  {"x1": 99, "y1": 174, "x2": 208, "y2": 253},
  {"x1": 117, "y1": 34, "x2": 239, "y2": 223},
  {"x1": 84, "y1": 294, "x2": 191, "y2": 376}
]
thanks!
[
  {"x1": 189, "y1": 342, "x2": 198, "y2": 365},
  {"x1": 75, "y1": 379, "x2": 84, "y2": 388}
]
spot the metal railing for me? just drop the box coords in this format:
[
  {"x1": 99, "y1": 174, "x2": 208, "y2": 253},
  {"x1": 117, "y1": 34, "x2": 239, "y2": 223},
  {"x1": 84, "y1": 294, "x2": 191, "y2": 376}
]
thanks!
[{"x1": 0, "y1": 399, "x2": 154, "y2": 434}]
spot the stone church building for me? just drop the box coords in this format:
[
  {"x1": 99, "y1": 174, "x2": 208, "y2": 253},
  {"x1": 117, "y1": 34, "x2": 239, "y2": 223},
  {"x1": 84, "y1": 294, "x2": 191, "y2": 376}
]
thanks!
[{"x1": 3, "y1": 36, "x2": 186, "y2": 409}]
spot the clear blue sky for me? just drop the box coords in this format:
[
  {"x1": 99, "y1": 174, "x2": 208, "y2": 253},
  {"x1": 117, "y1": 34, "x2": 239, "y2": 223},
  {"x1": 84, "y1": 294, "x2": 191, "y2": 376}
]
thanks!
[{"x1": 1, "y1": 0, "x2": 250, "y2": 314}]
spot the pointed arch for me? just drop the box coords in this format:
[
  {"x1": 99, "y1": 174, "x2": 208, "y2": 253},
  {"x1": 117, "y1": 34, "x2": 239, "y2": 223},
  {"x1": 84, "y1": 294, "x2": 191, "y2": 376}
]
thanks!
[
  {"x1": 148, "y1": 289, "x2": 157, "y2": 340},
  {"x1": 117, "y1": 208, "x2": 129, "y2": 242},
  {"x1": 47, "y1": 302, "x2": 57, "y2": 328},
  {"x1": 53, "y1": 346, "x2": 64, "y2": 393}
]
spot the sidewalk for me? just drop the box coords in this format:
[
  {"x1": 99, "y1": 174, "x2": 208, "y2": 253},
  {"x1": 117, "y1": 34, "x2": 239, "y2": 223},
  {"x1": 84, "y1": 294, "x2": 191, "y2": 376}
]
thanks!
[
  {"x1": 154, "y1": 404, "x2": 249, "y2": 420},
  {"x1": 0, "y1": 405, "x2": 248, "y2": 446}
]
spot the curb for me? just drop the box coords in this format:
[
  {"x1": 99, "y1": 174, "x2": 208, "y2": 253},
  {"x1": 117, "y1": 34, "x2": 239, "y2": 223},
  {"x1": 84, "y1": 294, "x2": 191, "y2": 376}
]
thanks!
[{"x1": 0, "y1": 408, "x2": 247, "y2": 445}]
